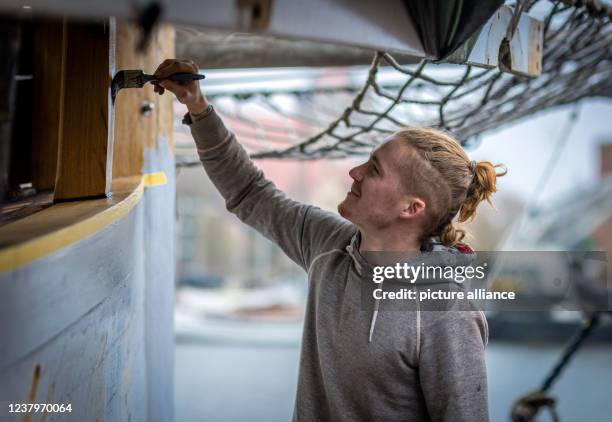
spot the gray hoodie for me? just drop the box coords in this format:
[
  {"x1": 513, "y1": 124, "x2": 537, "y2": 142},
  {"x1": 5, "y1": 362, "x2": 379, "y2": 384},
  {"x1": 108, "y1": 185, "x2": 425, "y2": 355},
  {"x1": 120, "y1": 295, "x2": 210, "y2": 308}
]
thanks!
[{"x1": 188, "y1": 109, "x2": 489, "y2": 422}]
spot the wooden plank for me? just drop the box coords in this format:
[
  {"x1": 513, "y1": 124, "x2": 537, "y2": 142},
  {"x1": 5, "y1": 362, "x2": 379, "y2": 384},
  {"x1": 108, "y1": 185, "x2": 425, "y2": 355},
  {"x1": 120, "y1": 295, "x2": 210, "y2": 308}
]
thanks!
[
  {"x1": 113, "y1": 22, "x2": 175, "y2": 178},
  {"x1": 31, "y1": 19, "x2": 65, "y2": 191},
  {"x1": 0, "y1": 0, "x2": 426, "y2": 57},
  {"x1": 176, "y1": 27, "x2": 421, "y2": 69},
  {"x1": 0, "y1": 18, "x2": 20, "y2": 204},
  {"x1": 0, "y1": 191, "x2": 53, "y2": 226},
  {"x1": 0, "y1": 176, "x2": 141, "y2": 255},
  {"x1": 112, "y1": 22, "x2": 147, "y2": 178},
  {"x1": 7, "y1": 20, "x2": 33, "y2": 193},
  {"x1": 54, "y1": 20, "x2": 114, "y2": 201},
  {"x1": 155, "y1": 24, "x2": 175, "y2": 151}
]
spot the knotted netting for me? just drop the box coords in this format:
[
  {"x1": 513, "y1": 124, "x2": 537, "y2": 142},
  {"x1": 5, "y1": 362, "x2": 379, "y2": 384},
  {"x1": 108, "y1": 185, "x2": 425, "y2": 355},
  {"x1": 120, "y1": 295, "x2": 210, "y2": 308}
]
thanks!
[{"x1": 177, "y1": 0, "x2": 611, "y2": 163}]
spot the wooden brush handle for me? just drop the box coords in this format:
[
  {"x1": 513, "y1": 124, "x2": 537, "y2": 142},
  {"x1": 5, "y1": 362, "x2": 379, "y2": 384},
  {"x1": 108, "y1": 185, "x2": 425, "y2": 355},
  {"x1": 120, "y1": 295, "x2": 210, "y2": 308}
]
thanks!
[{"x1": 163, "y1": 72, "x2": 205, "y2": 82}]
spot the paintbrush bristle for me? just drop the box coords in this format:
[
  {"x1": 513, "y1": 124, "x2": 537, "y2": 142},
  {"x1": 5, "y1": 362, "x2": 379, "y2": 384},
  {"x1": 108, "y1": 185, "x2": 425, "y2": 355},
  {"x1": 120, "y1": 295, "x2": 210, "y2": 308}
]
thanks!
[
  {"x1": 111, "y1": 70, "x2": 149, "y2": 104},
  {"x1": 118, "y1": 70, "x2": 146, "y2": 88}
]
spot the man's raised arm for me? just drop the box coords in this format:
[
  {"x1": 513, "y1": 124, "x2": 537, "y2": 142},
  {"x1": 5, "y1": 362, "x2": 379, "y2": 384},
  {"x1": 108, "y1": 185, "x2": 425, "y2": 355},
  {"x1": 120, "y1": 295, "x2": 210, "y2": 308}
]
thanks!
[{"x1": 154, "y1": 59, "x2": 352, "y2": 271}]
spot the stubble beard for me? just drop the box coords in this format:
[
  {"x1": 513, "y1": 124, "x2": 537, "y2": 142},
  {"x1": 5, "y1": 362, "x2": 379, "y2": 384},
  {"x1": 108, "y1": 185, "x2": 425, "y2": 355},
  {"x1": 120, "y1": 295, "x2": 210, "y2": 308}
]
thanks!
[
  {"x1": 337, "y1": 201, "x2": 348, "y2": 219},
  {"x1": 337, "y1": 197, "x2": 353, "y2": 221}
]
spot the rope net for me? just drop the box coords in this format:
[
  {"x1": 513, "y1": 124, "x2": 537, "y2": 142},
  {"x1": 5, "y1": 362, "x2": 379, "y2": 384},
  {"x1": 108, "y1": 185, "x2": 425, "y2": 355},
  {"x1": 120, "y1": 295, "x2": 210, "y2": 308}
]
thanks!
[{"x1": 177, "y1": 0, "x2": 611, "y2": 163}]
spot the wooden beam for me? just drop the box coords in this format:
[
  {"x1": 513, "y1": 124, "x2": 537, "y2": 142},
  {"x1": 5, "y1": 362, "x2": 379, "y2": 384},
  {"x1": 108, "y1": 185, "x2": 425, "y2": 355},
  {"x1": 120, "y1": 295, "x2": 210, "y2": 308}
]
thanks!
[
  {"x1": 156, "y1": 24, "x2": 176, "y2": 149},
  {"x1": 113, "y1": 22, "x2": 147, "y2": 179},
  {"x1": 176, "y1": 28, "x2": 422, "y2": 69},
  {"x1": 54, "y1": 20, "x2": 114, "y2": 201},
  {"x1": 0, "y1": 18, "x2": 20, "y2": 204},
  {"x1": 31, "y1": 19, "x2": 65, "y2": 191},
  {"x1": 0, "y1": 0, "x2": 426, "y2": 57},
  {"x1": 113, "y1": 22, "x2": 175, "y2": 179}
]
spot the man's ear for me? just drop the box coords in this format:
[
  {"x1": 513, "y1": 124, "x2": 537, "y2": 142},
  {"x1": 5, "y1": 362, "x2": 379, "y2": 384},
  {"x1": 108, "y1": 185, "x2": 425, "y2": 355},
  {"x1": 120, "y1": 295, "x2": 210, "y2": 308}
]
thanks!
[{"x1": 400, "y1": 197, "x2": 426, "y2": 219}]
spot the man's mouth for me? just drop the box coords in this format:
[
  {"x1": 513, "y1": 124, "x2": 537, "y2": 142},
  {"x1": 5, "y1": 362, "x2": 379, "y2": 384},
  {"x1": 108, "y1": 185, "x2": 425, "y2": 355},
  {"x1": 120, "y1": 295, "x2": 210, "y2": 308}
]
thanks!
[{"x1": 349, "y1": 185, "x2": 361, "y2": 198}]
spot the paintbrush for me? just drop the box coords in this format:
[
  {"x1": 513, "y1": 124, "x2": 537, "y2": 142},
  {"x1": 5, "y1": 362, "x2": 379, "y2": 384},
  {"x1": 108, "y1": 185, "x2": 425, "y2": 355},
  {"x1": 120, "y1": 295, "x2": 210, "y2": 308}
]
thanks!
[{"x1": 111, "y1": 70, "x2": 205, "y2": 104}]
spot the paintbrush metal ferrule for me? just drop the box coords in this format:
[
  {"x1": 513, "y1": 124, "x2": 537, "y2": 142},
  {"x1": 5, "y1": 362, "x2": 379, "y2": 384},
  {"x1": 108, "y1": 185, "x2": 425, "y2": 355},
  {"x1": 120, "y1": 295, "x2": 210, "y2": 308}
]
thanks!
[
  {"x1": 121, "y1": 70, "x2": 149, "y2": 88},
  {"x1": 111, "y1": 70, "x2": 205, "y2": 104},
  {"x1": 111, "y1": 70, "x2": 150, "y2": 104}
]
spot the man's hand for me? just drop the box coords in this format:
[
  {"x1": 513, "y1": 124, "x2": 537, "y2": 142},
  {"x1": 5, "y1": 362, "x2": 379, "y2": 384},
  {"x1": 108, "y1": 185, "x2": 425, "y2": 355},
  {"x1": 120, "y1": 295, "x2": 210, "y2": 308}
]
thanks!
[{"x1": 153, "y1": 59, "x2": 209, "y2": 115}]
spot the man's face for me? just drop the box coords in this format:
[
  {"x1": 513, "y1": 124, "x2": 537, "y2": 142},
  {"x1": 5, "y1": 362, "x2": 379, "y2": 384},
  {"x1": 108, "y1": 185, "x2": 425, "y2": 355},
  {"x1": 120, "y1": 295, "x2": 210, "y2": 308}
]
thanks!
[{"x1": 338, "y1": 138, "x2": 409, "y2": 230}]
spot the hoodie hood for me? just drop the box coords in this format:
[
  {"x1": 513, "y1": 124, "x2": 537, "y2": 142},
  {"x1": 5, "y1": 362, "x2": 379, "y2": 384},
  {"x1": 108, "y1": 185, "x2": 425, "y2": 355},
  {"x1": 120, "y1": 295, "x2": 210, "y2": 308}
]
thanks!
[{"x1": 344, "y1": 232, "x2": 477, "y2": 342}]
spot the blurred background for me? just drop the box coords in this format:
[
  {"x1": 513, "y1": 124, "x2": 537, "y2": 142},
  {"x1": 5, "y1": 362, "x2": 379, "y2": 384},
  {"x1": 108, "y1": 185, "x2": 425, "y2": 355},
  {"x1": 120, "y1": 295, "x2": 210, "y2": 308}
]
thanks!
[{"x1": 173, "y1": 66, "x2": 612, "y2": 421}]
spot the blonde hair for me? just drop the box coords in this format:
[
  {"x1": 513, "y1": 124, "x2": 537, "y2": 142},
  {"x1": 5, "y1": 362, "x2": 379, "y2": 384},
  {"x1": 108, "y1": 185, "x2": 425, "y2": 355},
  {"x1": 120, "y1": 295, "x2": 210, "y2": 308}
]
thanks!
[{"x1": 392, "y1": 127, "x2": 507, "y2": 247}]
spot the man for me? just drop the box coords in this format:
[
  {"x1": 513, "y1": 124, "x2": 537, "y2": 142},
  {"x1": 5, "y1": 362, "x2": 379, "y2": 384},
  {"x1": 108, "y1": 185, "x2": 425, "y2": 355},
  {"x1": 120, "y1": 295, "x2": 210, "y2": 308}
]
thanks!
[{"x1": 154, "y1": 59, "x2": 489, "y2": 421}]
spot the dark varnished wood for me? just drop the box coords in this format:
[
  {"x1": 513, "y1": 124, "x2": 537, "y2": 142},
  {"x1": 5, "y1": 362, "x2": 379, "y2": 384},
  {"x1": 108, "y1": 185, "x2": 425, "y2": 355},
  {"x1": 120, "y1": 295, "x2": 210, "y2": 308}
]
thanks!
[
  {"x1": 53, "y1": 21, "x2": 114, "y2": 201},
  {"x1": 31, "y1": 19, "x2": 65, "y2": 192},
  {"x1": 0, "y1": 18, "x2": 20, "y2": 204}
]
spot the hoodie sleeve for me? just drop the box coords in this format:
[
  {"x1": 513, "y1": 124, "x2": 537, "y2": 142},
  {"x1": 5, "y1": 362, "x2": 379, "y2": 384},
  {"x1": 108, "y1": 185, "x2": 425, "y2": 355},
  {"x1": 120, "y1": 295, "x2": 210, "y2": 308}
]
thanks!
[
  {"x1": 187, "y1": 109, "x2": 352, "y2": 271},
  {"x1": 418, "y1": 310, "x2": 489, "y2": 422}
]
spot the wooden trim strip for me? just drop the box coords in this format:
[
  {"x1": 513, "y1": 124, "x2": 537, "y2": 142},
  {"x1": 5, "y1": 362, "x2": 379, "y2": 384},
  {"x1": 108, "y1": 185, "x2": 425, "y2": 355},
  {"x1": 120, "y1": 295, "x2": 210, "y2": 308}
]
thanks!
[{"x1": 0, "y1": 179, "x2": 144, "y2": 273}]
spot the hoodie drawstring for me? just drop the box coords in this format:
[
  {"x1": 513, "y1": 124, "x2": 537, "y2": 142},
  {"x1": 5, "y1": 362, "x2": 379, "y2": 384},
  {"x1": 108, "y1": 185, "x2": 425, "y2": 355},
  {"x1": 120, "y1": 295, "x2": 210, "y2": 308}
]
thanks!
[
  {"x1": 346, "y1": 242, "x2": 379, "y2": 342},
  {"x1": 368, "y1": 281, "x2": 382, "y2": 343},
  {"x1": 345, "y1": 243, "x2": 363, "y2": 275}
]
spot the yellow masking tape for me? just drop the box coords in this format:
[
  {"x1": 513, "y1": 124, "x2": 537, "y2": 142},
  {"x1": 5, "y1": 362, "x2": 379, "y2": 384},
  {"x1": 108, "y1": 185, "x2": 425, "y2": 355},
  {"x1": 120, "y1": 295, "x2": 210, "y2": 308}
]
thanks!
[{"x1": 143, "y1": 172, "x2": 167, "y2": 188}]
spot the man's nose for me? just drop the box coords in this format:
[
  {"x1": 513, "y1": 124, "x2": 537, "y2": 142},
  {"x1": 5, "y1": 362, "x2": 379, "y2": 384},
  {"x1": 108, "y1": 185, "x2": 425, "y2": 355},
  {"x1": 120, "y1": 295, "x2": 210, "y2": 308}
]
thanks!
[{"x1": 349, "y1": 163, "x2": 365, "y2": 181}]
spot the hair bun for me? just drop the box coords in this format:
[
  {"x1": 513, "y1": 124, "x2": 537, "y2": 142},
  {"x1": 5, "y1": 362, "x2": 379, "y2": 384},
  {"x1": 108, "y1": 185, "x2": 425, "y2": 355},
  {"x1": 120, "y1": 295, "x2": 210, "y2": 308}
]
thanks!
[
  {"x1": 459, "y1": 161, "x2": 507, "y2": 223},
  {"x1": 440, "y1": 222, "x2": 467, "y2": 247}
]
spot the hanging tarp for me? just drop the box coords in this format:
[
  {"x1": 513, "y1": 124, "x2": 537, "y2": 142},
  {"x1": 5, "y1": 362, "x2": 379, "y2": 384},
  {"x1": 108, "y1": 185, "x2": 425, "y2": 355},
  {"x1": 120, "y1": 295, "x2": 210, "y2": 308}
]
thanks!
[{"x1": 403, "y1": 0, "x2": 504, "y2": 60}]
